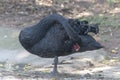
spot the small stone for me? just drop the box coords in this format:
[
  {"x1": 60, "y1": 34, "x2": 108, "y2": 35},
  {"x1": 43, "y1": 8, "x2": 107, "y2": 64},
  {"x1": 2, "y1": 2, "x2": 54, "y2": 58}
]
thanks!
[
  {"x1": 86, "y1": 61, "x2": 94, "y2": 67},
  {"x1": 84, "y1": 73, "x2": 91, "y2": 78}
]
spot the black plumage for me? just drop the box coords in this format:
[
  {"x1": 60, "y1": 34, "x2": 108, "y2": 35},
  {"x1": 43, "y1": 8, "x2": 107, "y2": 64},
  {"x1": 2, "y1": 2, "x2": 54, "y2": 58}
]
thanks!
[
  {"x1": 19, "y1": 14, "x2": 103, "y2": 75},
  {"x1": 68, "y1": 19, "x2": 99, "y2": 35}
]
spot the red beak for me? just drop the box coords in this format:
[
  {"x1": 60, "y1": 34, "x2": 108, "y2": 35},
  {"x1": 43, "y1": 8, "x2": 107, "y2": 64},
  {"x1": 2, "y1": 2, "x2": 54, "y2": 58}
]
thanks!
[{"x1": 74, "y1": 43, "x2": 80, "y2": 51}]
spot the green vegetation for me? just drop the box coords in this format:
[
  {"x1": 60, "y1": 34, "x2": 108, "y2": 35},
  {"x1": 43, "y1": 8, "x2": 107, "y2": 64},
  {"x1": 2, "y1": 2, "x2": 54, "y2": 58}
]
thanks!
[
  {"x1": 80, "y1": 14, "x2": 120, "y2": 27},
  {"x1": 107, "y1": 0, "x2": 120, "y2": 6},
  {"x1": 107, "y1": 0, "x2": 120, "y2": 3}
]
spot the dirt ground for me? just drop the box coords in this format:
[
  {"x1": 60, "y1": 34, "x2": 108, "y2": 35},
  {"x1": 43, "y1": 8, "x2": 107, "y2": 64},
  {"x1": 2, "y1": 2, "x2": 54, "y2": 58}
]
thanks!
[{"x1": 0, "y1": 0, "x2": 120, "y2": 80}]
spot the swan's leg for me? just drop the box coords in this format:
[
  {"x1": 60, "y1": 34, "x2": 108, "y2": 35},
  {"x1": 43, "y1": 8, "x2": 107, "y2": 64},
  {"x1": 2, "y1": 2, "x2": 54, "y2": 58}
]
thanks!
[{"x1": 51, "y1": 56, "x2": 59, "y2": 75}]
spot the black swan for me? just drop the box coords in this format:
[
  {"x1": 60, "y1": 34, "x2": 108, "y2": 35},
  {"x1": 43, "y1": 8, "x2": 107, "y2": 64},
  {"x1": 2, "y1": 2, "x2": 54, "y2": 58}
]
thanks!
[{"x1": 19, "y1": 14, "x2": 103, "y2": 75}]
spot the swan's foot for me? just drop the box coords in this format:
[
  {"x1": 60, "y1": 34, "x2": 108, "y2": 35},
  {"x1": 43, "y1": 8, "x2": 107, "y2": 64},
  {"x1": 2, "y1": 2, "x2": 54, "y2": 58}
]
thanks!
[{"x1": 50, "y1": 69, "x2": 59, "y2": 76}]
